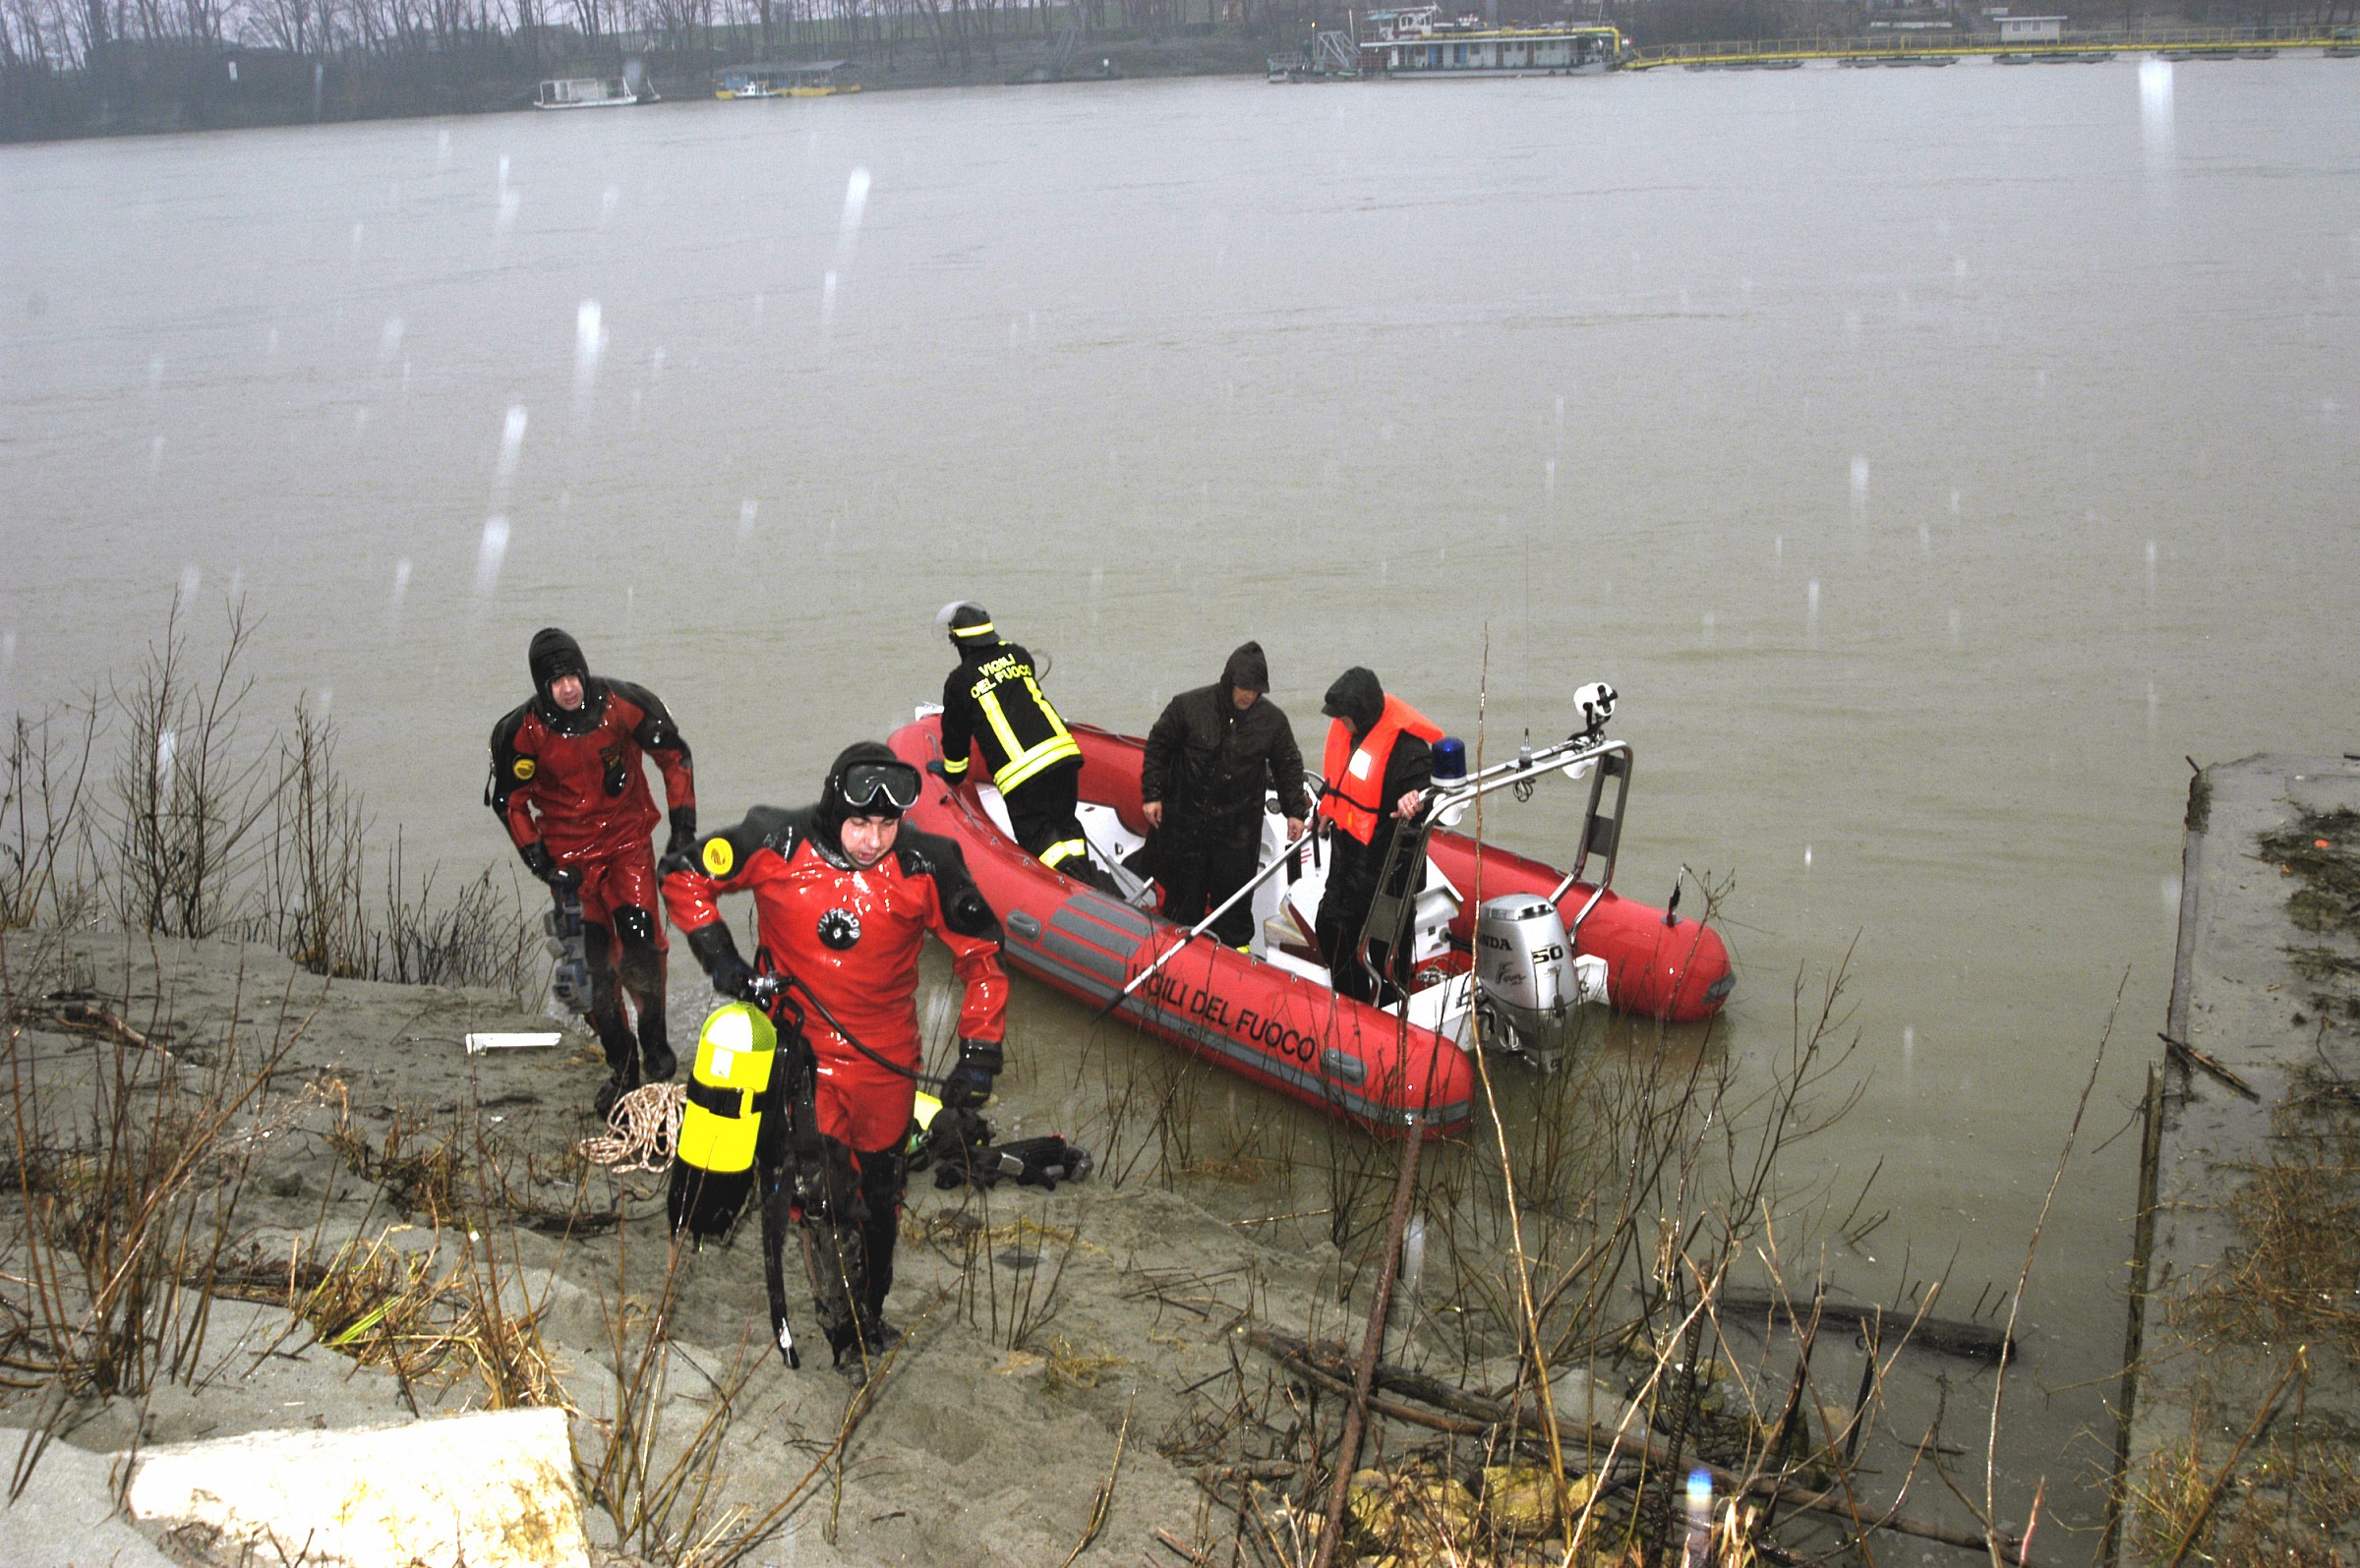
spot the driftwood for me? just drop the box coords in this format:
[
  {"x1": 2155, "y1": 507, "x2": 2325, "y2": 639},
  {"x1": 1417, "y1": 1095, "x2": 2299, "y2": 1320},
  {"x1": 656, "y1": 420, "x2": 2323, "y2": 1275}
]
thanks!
[
  {"x1": 14, "y1": 999, "x2": 172, "y2": 1056},
  {"x1": 2158, "y1": 1032, "x2": 2260, "y2": 1101},
  {"x1": 1717, "y1": 1290, "x2": 2014, "y2": 1364},
  {"x1": 1243, "y1": 1326, "x2": 2028, "y2": 1567},
  {"x1": 1311, "y1": 1104, "x2": 1431, "y2": 1568}
]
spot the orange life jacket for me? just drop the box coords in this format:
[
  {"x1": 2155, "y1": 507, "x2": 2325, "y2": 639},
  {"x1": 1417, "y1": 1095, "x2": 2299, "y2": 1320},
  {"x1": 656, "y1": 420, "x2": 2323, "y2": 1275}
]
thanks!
[{"x1": 1318, "y1": 696, "x2": 1443, "y2": 844}]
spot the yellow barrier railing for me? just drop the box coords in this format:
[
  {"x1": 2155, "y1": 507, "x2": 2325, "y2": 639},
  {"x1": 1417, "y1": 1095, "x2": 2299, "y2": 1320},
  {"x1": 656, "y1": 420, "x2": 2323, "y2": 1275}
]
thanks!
[{"x1": 1626, "y1": 25, "x2": 2356, "y2": 68}]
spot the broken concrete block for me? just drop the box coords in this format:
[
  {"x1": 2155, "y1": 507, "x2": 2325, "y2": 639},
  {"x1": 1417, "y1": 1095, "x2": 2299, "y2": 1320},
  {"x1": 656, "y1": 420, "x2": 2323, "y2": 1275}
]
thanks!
[{"x1": 125, "y1": 1406, "x2": 588, "y2": 1568}]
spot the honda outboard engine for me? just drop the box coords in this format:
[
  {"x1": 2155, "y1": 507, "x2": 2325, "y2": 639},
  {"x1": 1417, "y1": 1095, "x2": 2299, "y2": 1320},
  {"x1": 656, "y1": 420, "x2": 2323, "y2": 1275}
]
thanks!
[{"x1": 1474, "y1": 895, "x2": 1606, "y2": 1055}]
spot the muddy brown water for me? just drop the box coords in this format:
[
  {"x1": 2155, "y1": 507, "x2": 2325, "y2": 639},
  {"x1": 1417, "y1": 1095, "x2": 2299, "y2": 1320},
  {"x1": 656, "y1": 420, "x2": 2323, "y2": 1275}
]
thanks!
[{"x1": 4, "y1": 59, "x2": 2358, "y2": 1554}]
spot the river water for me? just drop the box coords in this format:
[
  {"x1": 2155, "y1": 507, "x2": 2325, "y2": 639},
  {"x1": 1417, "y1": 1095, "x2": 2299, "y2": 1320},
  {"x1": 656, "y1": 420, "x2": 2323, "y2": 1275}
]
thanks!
[{"x1": 5, "y1": 59, "x2": 2358, "y2": 1549}]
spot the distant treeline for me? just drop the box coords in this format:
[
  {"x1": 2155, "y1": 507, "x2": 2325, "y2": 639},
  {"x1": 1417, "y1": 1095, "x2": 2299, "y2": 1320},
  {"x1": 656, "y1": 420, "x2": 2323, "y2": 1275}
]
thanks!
[
  {"x1": 0, "y1": 0, "x2": 1328, "y2": 139},
  {"x1": 1, "y1": 0, "x2": 2345, "y2": 141}
]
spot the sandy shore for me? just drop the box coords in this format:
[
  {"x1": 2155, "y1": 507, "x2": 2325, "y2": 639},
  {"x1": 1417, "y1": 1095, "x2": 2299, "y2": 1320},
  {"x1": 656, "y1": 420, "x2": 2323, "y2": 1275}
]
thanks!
[
  {"x1": 2, "y1": 916, "x2": 2086, "y2": 1567},
  {"x1": 0, "y1": 924, "x2": 1460, "y2": 1566}
]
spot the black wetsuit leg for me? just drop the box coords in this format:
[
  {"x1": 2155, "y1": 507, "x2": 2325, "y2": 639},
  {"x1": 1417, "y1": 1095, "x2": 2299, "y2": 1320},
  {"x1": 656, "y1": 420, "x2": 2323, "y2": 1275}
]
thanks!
[
  {"x1": 856, "y1": 1145, "x2": 907, "y2": 1328},
  {"x1": 582, "y1": 923, "x2": 642, "y2": 1085},
  {"x1": 612, "y1": 905, "x2": 675, "y2": 1081}
]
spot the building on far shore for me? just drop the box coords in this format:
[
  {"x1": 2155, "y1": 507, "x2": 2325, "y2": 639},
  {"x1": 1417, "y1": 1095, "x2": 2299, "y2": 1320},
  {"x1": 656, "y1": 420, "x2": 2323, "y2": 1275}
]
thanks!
[{"x1": 1997, "y1": 13, "x2": 2068, "y2": 40}]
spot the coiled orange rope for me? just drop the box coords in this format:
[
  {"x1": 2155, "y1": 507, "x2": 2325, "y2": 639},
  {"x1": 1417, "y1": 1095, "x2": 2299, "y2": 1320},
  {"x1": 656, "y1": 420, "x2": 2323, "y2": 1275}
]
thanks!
[{"x1": 574, "y1": 1082, "x2": 684, "y2": 1174}]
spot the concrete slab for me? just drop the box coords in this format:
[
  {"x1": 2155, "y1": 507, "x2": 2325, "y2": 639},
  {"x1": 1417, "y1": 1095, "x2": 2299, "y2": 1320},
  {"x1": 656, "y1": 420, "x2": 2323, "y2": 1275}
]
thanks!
[
  {"x1": 2114, "y1": 753, "x2": 2360, "y2": 1564},
  {"x1": 125, "y1": 1406, "x2": 589, "y2": 1568}
]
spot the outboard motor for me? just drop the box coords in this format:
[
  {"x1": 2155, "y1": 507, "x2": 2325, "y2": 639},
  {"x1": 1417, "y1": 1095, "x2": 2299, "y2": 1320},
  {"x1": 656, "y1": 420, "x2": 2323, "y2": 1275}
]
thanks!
[{"x1": 1474, "y1": 895, "x2": 1606, "y2": 1055}]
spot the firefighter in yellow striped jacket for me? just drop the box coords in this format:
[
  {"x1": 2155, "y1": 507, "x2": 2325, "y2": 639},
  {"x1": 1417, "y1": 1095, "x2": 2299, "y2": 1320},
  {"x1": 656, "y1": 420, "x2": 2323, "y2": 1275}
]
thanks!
[{"x1": 932, "y1": 603, "x2": 1094, "y2": 880}]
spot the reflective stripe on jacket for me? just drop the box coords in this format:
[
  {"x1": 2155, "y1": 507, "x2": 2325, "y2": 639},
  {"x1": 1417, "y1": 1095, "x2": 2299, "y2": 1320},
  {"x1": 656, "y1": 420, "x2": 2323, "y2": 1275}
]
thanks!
[
  {"x1": 1317, "y1": 695, "x2": 1443, "y2": 844},
  {"x1": 939, "y1": 643, "x2": 1082, "y2": 793}
]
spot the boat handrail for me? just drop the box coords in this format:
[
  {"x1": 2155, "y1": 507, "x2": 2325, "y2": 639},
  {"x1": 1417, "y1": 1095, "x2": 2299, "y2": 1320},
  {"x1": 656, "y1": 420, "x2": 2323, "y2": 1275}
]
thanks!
[
  {"x1": 1426, "y1": 727, "x2": 1622, "y2": 809},
  {"x1": 1345, "y1": 727, "x2": 1629, "y2": 999}
]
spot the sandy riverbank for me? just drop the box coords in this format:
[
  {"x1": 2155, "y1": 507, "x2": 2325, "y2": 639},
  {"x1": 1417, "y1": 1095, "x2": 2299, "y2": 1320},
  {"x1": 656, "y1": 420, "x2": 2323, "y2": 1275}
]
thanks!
[
  {"x1": 1, "y1": 914, "x2": 2058, "y2": 1567},
  {"x1": 0, "y1": 925, "x2": 1369, "y2": 1563}
]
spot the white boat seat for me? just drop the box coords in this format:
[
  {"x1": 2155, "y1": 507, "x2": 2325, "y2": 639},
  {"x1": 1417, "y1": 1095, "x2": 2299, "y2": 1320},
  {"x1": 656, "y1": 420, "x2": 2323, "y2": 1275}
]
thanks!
[{"x1": 1075, "y1": 800, "x2": 1156, "y2": 905}]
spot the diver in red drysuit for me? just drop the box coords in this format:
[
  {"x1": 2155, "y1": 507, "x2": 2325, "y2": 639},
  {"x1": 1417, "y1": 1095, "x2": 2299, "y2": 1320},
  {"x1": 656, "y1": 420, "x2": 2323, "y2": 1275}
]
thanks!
[
  {"x1": 488, "y1": 627, "x2": 695, "y2": 1115},
  {"x1": 665, "y1": 740, "x2": 1005, "y2": 1376},
  {"x1": 662, "y1": 741, "x2": 1006, "y2": 1383}
]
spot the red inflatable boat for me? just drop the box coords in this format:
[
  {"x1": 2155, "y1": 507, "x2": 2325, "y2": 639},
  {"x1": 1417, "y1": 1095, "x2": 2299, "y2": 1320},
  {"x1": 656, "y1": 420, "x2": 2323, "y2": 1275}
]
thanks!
[{"x1": 887, "y1": 707, "x2": 1732, "y2": 1136}]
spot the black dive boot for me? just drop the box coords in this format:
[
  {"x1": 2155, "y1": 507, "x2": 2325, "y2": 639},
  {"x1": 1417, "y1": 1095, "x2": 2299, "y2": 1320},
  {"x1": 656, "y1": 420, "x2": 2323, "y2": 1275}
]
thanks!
[
  {"x1": 829, "y1": 1317, "x2": 901, "y2": 1390},
  {"x1": 636, "y1": 988, "x2": 677, "y2": 1083},
  {"x1": 591, "y1": 1009, "x2": 642, "y2": 1119},
  {"x1": 594, "y1": 1057, "x2": 641, "y2": 1120}
]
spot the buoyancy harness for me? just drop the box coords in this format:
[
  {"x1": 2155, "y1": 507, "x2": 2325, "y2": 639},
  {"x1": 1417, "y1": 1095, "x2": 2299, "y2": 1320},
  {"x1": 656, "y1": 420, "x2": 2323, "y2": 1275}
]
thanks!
[{"x1": 1318, "y1": 695, "x2": 1444, "y2": 844}]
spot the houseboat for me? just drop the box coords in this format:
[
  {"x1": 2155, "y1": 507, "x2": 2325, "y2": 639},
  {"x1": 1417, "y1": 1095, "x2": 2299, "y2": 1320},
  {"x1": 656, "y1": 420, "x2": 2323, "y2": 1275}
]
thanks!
[
  {"x1": 715, "y1": 61, "x2": 856, "y2": 97},
  {"x1": 533, "y1": 76, "x2": 640, "y2": 108},
  {"x1": 782, "y1": 60, "x2": 859, "y2": 94},
  {"x1": 1358, "y1": 7, "x2": 1627, "y2": 76}
]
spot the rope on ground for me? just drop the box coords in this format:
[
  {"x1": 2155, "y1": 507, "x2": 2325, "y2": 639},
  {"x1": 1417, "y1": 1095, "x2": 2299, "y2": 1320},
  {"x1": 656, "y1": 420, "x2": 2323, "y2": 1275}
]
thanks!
[{"x1": 575, "y1": 1082, "x2": 685, "y2": 1174}]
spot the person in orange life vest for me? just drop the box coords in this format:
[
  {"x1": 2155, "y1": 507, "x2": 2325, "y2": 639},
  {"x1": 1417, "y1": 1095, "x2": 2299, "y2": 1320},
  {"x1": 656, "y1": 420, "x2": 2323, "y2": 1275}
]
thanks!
[
  {"x1": 1312, "y1": 667, "x2": 1441, "y2": 1005},
  {"x1": 931, "y1": 602, "x2": 1097, "y2": 881},
  {"x1": 662, "y1": 742, "x2": 1008, "y2": 1381},
  {"x1": 488, "y1": 628, "x2": 694, "y2": 1116}
]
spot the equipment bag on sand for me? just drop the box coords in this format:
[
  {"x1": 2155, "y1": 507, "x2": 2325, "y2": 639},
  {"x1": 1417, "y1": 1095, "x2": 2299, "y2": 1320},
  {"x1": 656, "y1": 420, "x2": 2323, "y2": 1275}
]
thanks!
[{"x1": 903, "y1": 1090, "x2": 1093, "y2": 1191}]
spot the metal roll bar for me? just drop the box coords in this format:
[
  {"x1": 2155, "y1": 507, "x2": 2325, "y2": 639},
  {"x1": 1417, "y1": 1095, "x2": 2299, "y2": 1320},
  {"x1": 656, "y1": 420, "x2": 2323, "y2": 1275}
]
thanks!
[{"x1": 1347, "y1": 727, "x2": 1632, "y2": 999}]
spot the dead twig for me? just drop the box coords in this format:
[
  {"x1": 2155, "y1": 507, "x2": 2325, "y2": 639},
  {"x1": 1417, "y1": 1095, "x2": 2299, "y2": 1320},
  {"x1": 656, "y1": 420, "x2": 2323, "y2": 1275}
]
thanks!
[
  {"x1": 1057, "y1": 1389, "x2": 1134, "y2": 1567},
  {"x1": 2158, "y1": 1032, "x2": 2260, "y2": 1102}
]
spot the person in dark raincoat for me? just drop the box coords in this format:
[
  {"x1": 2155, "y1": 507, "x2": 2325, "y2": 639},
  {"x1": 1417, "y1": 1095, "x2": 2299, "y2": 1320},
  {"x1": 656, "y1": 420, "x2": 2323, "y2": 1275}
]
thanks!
[{"x1": 1140, "y1": 642, "x2": 1307, "y2": 949}]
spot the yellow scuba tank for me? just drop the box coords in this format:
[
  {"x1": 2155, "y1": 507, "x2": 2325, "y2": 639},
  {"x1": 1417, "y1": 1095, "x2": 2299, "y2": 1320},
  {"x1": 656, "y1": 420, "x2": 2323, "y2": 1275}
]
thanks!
[
  {"x1": 902, "y1": 1090, "x2": 945, "y2": 1160},
  {"x1": 678, "y1": 1003, "x2": 778, "y2": 1175}
]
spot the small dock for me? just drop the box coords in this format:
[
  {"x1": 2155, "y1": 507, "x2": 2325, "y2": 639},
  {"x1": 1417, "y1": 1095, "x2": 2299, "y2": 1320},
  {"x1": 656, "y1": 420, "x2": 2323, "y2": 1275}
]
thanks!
[
  {"x1": 1628, "y1": 28, "x2": 2357, "y2": 69},
  {"x1": 2109, "y1": 755, "x2": 2360, "y2": 1563}
]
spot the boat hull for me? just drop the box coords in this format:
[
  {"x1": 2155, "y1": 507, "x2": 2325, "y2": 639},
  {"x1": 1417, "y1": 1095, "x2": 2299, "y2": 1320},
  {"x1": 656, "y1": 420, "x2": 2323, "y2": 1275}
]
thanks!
[{"x1": 888, "y1": 717, "x2": 1735, "y2": 1135}]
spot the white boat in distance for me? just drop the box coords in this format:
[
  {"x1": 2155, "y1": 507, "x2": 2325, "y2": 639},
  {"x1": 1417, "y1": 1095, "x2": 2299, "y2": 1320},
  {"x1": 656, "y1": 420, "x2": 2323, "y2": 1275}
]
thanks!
[
  {"x1": 1359, "y1": 6, "x2": 1627, "y2": 75},
  {"x1": 534, "y1": 77, "x2": 640, "y2": 108}
]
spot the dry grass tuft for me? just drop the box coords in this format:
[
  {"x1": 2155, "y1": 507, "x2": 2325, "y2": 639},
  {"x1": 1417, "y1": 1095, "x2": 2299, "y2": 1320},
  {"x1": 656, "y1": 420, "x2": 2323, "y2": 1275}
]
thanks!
[
  {"x1": 1041, "y1": 1332, "x2": 1126, "y2": 1392},
  {"x1": 2180, "y1": 1089, "x2": 2360, "y2": 1364},
  {"x1": 220, "y1": 1230, "x2": 572, "y2": 1410},
  {"x1": 2130, "y1": 1402, "x2": 2360, "y2": 1568}
]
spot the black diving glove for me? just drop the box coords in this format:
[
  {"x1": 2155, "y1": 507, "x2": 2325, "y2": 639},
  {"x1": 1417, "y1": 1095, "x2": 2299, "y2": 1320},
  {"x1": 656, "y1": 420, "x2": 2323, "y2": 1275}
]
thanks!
[
  {"x1": 939, "y1": 1038, "x2": 1003, "y2": 1111},
  {"x1": 686, "y1": 922, "x2": 758, "y2": 1001},
  {"x1": 519, "y1": 841, "x2": 580, "y2": 892},
  {"x1": 664, "y1": 806, "x2": 698, "y2": 862},
  {"x1": 710, "y1": 952, "x2": 758, "y2": 1002}
]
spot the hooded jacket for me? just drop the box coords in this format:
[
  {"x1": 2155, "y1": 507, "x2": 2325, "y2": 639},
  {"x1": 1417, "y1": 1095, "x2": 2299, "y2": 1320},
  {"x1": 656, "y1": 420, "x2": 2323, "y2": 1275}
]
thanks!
[
  {"x1": 1140, "y1": 642, "x2": 1308, "y2": 850},
  {"x1": 489, "y1": 629, "x2": 693, "y2": 859}
]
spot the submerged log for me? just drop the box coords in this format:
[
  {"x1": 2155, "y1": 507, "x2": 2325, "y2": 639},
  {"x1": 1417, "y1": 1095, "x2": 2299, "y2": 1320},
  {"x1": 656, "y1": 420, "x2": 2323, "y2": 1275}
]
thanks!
[
  {"x1": 1242, "y1": 1326, "x2": 2027, "y2": 1566},
  {"x1": 1716, "y1": 1290, "x2": 2015, "y2": 1364}
]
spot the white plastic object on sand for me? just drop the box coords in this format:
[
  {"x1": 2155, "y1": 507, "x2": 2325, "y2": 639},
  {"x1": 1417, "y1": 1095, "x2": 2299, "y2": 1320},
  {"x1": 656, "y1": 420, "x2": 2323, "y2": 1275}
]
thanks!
[
  {"x1": 127, "y1": 1407, "x2": 590, "y2": 1568},
  {"x1": 464, "y1": 1030, "x2": 564, "y2": 1054}
]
